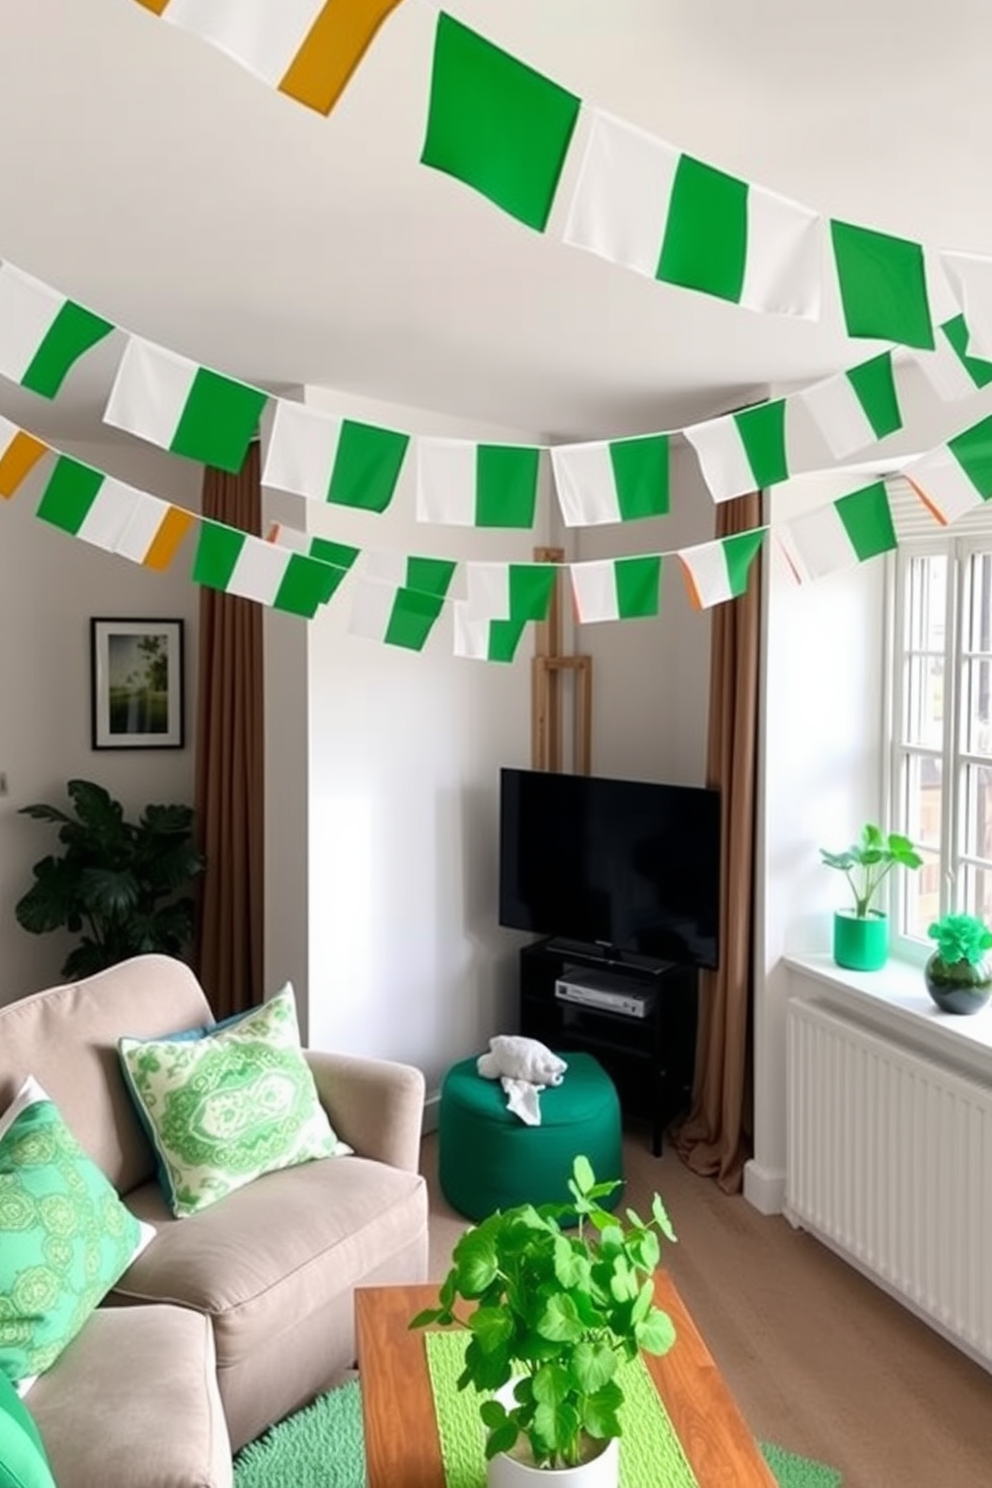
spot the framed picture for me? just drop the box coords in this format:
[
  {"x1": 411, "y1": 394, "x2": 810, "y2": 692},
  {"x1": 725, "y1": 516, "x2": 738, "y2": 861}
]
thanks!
[{"x1": 90, "y1": 618, "x2": 185, "y2": 750}]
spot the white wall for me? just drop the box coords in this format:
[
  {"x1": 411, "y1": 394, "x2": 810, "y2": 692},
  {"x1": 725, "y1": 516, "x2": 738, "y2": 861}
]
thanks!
[{"x1": 0, "y1": 438, "x2": 201, "y2": 1000}]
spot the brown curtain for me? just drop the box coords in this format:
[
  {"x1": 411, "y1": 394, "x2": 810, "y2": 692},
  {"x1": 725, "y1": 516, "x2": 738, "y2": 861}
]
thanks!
[
  {"x1": 194, "y1": 442, "x2": 265, "y2": 1018},
  {"x1": 673, "y1": 491, "x2": 762, "y2": 1193}
]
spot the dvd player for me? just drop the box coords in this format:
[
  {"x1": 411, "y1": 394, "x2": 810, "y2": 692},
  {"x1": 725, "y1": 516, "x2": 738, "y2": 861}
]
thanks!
[{"x1": 554, "y1": 968, "x2": 656, "y2": 1019}]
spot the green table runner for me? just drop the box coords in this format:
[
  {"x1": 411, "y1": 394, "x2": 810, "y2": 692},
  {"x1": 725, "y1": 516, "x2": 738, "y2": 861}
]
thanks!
[{"x1": 424, "y1": 1331, "x2": 699, "y2": 1488}]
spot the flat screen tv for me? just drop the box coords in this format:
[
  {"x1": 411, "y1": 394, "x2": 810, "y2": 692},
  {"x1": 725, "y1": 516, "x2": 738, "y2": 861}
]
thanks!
[{"x1": 498, "y1": 767, "x2": 721, "y2": 970}]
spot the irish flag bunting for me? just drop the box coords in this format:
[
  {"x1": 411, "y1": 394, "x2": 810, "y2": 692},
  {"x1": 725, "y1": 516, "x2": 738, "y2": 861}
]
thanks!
[
  {"x1": 192, "y1": 520, "x2": 344, "y2": 616},
  {"x1": 262, "y1": 401, "x2": 409, "y2": 512},
  {"x1": 938, "y1": 251, "x2": 992, "y2": 362},
  {"x1": 562, "y1": 110, "x2": 822, "y2": 319},
  {"x1": 0, "y1": 263, "x2": 114, "y2": 398},
  {"x1": 683, "y1": 401, "x2": 789, "y2": 503},
  {"x1": 902, "y1": 414, "x2": 992, "y2": 525},
  {"x1": 267, "y1": 523, "x2": 361, "y2": 572},
  {"x1": 361, "y1": 551, "x2": 458, "y2": 599},
  {"x1": 417, "y1": 439, "x2": 541, "y2": 528},
  {"x1": 799, "y1": 351, "x2": 904, "y2": 460},
  {"x1": 550, "y1": 434, "x2": 669, "y2": 527},
  {"x1": 421, "y1": 13, "x2": 580, "y2": 232},
  {"x1": 114, "y1": 492, "x2": 197, "y2": 569},
  {"x1": 913, "y1": 316, "x2": 992, "y2": 402},
  {"x1": 0, "y1": 420, "x2": 47, "y2": 499},
  {"x1": 778, "y1": 482, "x2": 896, "y2": 582},
  {"x1": 348, "y1": 578, "x2": 446, "y2": 652},
  {"x1": 465, "y1": 562, "x2": 558, "y2": 621},
  {"x1": 569, "y1": 556, "x2": 661, "y2": 623},
  {"x1": 829, "y1": 219, "x2": 934, "y2": 350},
  {"x1": 104, "y1": 336, "x2": 267, "y2": 474},
  {"x1": 677, "y1": 530, "x2": 765, "y2": 609},
  {"x1": 35, "y1": 456, "x2": 146, "y2": 551},
  {"x1": 453, "y1": 608, "x2": 527, "y2": 663},
  {"x1": 133, "y1": 0, "x2": 405, "y2": 116}
]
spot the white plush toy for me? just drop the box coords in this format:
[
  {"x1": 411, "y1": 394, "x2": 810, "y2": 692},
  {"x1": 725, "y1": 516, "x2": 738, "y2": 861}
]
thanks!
[{"x1": 477, "y1": 1036, "x2": 567, "y2": 1126}]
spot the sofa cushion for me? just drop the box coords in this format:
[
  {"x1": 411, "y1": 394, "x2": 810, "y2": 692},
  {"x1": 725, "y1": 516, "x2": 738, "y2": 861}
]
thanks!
[
  {"x1": 0, "y1": 1078, "x2": 154, "y2": 1388},
  {"x1": 0, "y1": 1372, "x2": 56, "y2": 1488},
  {"x1": 118, "y1": 986, "x2": 349, "y2": 1218},
  {"x1": 27, "y1": 1304, "x2": 232, "y2": 1488}
]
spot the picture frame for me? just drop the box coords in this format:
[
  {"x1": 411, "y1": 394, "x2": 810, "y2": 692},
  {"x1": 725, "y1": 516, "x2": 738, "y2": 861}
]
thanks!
[{"x1": 90, "y1": 618, "x2": 185, "y2": 750}]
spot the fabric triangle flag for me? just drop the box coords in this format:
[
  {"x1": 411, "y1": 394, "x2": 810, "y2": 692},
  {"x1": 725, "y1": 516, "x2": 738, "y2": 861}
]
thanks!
[
  {"x1": 0, "y1": 262, "x2": 114, "y2": 398},
  {"x1": 683, "y1": 401, "x2": 789, "y2": 503},
  {"x1": 417, "y1": 438, "x2": 541, "y2": 527},
  {"x1": 361, "y1": 551, "x2": 458, "y2": 599},
  {"x1": 104, "y1": 336, "x2": 267, "y2": 474},
  {"x1": 262, "y1": 401, "x2": 409, "y2": 512},
  {"x1": 829, "y1": 218, "x2": 934, "y2": 350},
  {"x1": 0, "y1": 419, "x2": 48, "y2": 499},
  {"x1": 465, "y1": 562, "x2": 558, "y2": 621},
  {"x1": 569, "y1": 555, "x2": 661, "y2": 623},
  {"x1": 421, "y1": 12, "x2": 581, "y2": 232},
  {"x1": 913, "y1": 315, "x2": 992, "y2": 402},
  {"x1": 902, "y1": 414, "x2": 992, "y2": 525},
  {"x1": 778, "y1": 482, "x2": 896, "y2": 581},
  {"x1": 134, "y1": 0, "x2": 405, "y2": 116},
  {"x1": 348, "y1": 577, "x2": 446, "y2": 651},
  {"x1": 192, "y1": 520, "x2": 343, "y2": 616},
  {"x1": 550, "y1": 433, "x2": 670, "y2": 526},
  {"x1": 799, "y1": 351, "x2": 904, "y2": 460},
  {"x1": 35, "y1": 455, "x2": 146, "y2": 551},
  {"x1": 114, "y1": 491, "x2": 197, "y2": 569},
  {"x1": 677, "y1": 529, "x2": 766, "y2": 609},
  {"x1": 937, "y1": 251, "x2": 992, "y2": 362},
  {"x1": 452, "y1": 606, "x2": 528, "y2": 663},
  {"x1": 562, "y1": 110, "x2": 822, "y2": 318},
  {"x1": 266, "y1": 523, "x2": 361, "y2": 572}
]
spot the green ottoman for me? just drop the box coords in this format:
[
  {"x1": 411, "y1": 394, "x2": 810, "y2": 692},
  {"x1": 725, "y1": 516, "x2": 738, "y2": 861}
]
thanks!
[{"x1": 438, "y1": 1050, "x2": 623, "y2": 1222}]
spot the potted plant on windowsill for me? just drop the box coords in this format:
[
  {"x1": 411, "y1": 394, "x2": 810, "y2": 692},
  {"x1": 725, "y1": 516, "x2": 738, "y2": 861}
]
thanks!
[
  {"x1": 819, "y1": 823, "x2": 922, "y2": 971},
  {"x1": 924, "y1": 913, "x2": 992, "y2": 1015},
  {"x1": 410, "y1": 1155, "x2": 676, "y2": 1487}
]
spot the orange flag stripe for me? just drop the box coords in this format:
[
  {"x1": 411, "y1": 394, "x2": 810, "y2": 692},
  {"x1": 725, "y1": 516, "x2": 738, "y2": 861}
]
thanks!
[
  {"x1": 279, "y1": 0, "x2": 405, "y2": 115},
  {"x1": 132, "y1": 0, "x2": 171, "y2": 14},
  {"x1": 677, "y1": 558, "x2": 705, "y2": 611},
  {"x1": 905, "y1": 475, "x2": 950, "y2": 527},
  {"x1": 143, "y1": 506, "x2": 197, "y2": 569},
  {"x1": 0, "y1": 432, "x2": 48, "y2": 499}
]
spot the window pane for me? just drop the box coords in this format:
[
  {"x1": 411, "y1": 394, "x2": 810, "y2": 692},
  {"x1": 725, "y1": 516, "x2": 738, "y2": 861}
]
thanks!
[
  {"x1": 960, "y1": 762, "x2": 992, "y2": 862},
  {"x1": 904, "y1": 656, "x2": 944, "y2": 748},
  {"x1": 963, "y1": 552, "x2": 992, "y2": 654},
  {"x1": 904, "y1": 848, "x2": 940, "y2": 940},
  {"x1": 960, "y1": 658, "x2": 992, "y2": 756},
  {"x1": 906, "y1": 554, "x2": 946, "y2": 652},
  {"x1": 961, "y1": 862, "x2": 992, "y2": 925},
  {"x1": 901, "y1": 751, "x2": 942, "y2": 850}
]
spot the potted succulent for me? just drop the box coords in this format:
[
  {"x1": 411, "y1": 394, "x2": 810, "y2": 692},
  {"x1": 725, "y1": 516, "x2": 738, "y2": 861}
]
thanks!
[
  {"x1": 14, "y1": 778, "x2": 206, "y2": 979},
  {"x1": 924, "y1": 913, "x2": 992, "y2": 1015},
  {"x1": 819, "y1": 823, "x2": 922, "y2": 971},
  {"x1": 410, "y1": 1154, "x2": 677, "y2": 1486}
]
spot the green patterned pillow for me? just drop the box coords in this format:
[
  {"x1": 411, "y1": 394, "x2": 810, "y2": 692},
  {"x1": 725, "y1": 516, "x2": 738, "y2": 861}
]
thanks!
[
  {"x1": 118, "y1": 985, "x2": 349, "y2": 1219},
  {"x1": 0, "y1": 1371, "x2": 57, "y2": 1488},
  {"x1": 0, "y1": 1078, "x2": 152, "y2": 1389}
]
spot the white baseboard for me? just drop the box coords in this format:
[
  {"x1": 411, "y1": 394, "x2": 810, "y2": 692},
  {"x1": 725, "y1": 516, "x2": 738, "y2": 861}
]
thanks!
[
  {"x1": 743, "y1": 1159, "x2": 785, "y2": 1215},
  {"x1": 422, "y1": 1090, "x2": 440, "y2": 1136}
]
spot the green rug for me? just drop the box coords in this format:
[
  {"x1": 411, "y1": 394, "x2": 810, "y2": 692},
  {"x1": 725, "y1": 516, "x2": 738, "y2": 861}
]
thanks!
[{"x1": 232, "y1": 1376, "x2": 842, "y2": 1488}]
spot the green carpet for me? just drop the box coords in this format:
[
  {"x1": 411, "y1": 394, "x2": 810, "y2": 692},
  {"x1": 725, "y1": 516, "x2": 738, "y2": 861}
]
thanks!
[{"x1": 233, "y1": 1377, "x2": 842, "y2": 1488}]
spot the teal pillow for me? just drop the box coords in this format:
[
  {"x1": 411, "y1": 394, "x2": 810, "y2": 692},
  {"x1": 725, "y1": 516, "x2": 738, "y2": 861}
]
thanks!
[
  {"x1": 118, "y1": 985, "x2": 350, "y2": 1219},
  {"x1": 0, "y1": 1078, "x2": 153, "y2": 1388},
  {"x1": 0, "y1": 1372, "x2": 56, "y2": 1488}
]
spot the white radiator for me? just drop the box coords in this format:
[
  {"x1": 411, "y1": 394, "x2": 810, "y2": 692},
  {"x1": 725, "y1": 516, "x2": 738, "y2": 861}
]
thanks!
[{"x1": 786, "y1": 998, "x2": 992, "y2": 1372}]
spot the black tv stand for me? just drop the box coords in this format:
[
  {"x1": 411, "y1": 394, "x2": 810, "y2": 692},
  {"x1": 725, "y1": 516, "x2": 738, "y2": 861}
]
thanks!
[{"x1": 518, "y1": 937, "x2": 698, "y2": 1156}]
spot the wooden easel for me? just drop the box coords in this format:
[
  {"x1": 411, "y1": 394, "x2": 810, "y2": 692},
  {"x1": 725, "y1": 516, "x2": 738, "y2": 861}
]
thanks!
[{"x1": 531, "y1": 546, "x2": 592, "y2": 774}]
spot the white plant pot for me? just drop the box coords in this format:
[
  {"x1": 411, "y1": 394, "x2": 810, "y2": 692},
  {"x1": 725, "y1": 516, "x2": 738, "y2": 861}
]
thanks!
[{"x1": 486, "y1": 1436, "x2": 619, "y2": 1488}]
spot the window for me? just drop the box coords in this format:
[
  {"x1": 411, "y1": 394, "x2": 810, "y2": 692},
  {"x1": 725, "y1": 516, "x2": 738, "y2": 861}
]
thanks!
[{"x1": 888, "y1": 505, "x2": 992, "y2": 952}]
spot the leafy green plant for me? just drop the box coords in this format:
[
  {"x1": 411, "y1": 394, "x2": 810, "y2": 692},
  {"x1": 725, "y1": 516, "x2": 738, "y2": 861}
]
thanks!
[
  {"x1": 819, "y1": 823, "x2": 922, "y2": 919},
  {"x1": 410, "y1": 1155, "x2": 676, "y2": 1472},
  {"x1": 927, "y1": 913, "x2": 992, "y2": 966},
  {"x1": 15, "y1": 778, "x2": 206, "y2": 979}
]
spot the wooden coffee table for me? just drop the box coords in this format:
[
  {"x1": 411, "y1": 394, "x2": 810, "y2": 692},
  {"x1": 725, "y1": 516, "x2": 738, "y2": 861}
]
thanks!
[{"x1": 355, "y1": 1274, "x2": 776, "y2": 1486}]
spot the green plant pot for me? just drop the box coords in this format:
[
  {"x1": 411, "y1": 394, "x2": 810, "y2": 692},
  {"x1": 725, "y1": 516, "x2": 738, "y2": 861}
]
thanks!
[
  {"x1": 833, "y1": 910, "x2": 888, "y2": 971},
  {"x1": 924, "y1": 952, "x2": 992, "y2": 1015}
]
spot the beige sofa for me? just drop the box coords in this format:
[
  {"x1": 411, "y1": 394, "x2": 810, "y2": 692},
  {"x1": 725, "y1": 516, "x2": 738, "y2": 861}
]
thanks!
[{"x1": 0, "y1": 954, "x2": 429, "y2": 1488}]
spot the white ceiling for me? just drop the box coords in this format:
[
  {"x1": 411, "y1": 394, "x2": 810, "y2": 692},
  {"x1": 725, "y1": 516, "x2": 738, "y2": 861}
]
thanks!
[{"x1": 0, "y1": 0, "x2": 990, "y2": 447}]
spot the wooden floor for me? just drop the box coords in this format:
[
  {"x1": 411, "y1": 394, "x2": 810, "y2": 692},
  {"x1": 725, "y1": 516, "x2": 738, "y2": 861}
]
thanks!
[{"x1": 421, "y1": 1125, "x2": 992, "y2": 1488}]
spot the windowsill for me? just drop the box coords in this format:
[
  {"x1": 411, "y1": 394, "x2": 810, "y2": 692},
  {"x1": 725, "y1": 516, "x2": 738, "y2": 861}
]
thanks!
[{"x1": 783, "y1": 952, "x2": 992, "y2": 1084}]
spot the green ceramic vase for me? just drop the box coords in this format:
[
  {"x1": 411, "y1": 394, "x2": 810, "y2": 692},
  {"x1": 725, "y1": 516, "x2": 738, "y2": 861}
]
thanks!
[
  {"x1": 923, "y1": 952, "x2": 992, "y2": 1015},
  {"x1": 833, "y1": 910, "x2": 888, "y2": 971}
]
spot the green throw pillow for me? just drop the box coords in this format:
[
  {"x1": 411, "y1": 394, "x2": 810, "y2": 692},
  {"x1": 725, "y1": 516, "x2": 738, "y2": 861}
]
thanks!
[
  {"x1": 0, "y1": 1078, "x2": 152, "y2": 1388},
  {"x1": 0, "y1": 1372, "x2": 57, "y2": 1488},
  {"x1": 118, "y1": 985, "x2": 349, "y2": 1219}
]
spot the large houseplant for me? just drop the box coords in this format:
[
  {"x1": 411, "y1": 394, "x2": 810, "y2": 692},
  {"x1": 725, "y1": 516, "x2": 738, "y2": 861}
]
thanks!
[
  {"x1": 924, "y1": 912, "x2": 992, "y2": 1015},
  {"x1": 14, "y1": 778, "x2": 206, "y2": 979},
  {"x1": 411, "y1": 1155, "x2": 676, "y2": 1485},
  {"x1": 820, "y1": 823, "x2": 922, "y2": 971}
]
